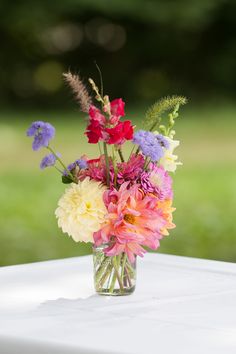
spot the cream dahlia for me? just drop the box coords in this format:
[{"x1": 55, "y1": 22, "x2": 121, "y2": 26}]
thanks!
[{"x1": 55, "y1": 177, "x2": 107, "y2": 242}]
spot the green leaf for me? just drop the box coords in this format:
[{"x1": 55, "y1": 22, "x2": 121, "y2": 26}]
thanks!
[{"x1": 62, "y1": 175, "x2": 73, "y2": 184}]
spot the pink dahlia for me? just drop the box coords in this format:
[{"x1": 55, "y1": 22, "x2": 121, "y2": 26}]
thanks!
[
  {"x1": 93, "y1": 182, "x2": 175, "y2": 262},
  {"x1": 140, "y1": 164, "x2": 173, "y2": 200}
]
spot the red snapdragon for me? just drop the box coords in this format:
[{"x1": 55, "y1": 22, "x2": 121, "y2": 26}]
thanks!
[
  {"x1": 86, "y1": 120, "x2": 104, "y2": 143},
  {"x1": 105, "y1": 120, "x2": 134, "y2": 145},
  {"x1": 85, "y1": 98, "x2": 133, "y2": 145}
]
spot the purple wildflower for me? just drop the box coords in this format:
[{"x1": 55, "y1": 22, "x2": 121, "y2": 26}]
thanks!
[
  {"x1": 76, "y1": 159, "x2": 88, "y2": 169},
  {"x1": 155, "y1": 134, "x2": 169, "y2": 149},
  {"x1": 67, "y1": 162, "x2": 77, "y2": 171},
  {"x1": 133, "y1": 130, "x2": 164, "y2": 162},
  {"x1": 63, "y1": 158, "x2": 88, "y2": 176},
  {"x1": 27, "y1": 121, "x2": 55, "y2": 151},
  {"x1": 40, "y1": 153, "x2": 60, "y2": 170}
]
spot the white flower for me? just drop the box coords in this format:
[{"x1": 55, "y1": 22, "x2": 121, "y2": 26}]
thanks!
[
  {"x1": 159, "y1": 136, "x2": 182, "y2": 172},
  {"x1": 55, "y1": 178, "x2": 107, "y2": 242}
]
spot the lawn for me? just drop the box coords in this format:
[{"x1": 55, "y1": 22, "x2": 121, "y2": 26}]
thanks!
[{"x1": 1, "y1": 104, "x2": 236, "y2": 266}]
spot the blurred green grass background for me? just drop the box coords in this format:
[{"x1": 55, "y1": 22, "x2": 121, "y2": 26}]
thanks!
[{"x1": 1, "y1": 104, "x2": 236, "y2": 266}]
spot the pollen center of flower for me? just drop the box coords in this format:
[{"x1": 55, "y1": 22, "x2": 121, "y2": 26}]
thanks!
[
  {"x1": 86, "y1": 202, "x2": 91, "y2": 209},
  {"x1": 124, "y1": 214, "x2": 135, "y2": 224}
]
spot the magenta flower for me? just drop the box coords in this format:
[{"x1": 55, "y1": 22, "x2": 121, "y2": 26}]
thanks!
[
  {"x1": 140, "y1": 164, "x2": 173, "y2": 200},
  {"x1": 117, "y1": 154, "x2": 145, "y2": 184}
]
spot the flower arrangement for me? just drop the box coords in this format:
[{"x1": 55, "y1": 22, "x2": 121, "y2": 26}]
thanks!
[{"x1": 27, "y1": 70, "x2": 187, "y2": 295}]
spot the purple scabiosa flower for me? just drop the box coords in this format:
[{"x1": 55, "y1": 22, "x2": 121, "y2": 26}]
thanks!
[
  {"x1": 133, "y1": 130, "x2": 164, "y2": 162},
  {"x1": 40, "y1": 153, "x2": 60, "y2": 170},
  {"x1": 27, "y1": 121, "x2": 55, "y2": 151},
  {"x1": 140, "y1": 164, "x2": 173, "y2": 200}
]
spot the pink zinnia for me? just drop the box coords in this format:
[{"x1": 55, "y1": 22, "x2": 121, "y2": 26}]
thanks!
[{"x1": 93, "y1": 182, "x2": 175, "y2": 262}]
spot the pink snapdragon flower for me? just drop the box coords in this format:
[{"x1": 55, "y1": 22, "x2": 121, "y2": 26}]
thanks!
[{"x1": 93, "y1": 182, "x2": 175, "y2": 262}]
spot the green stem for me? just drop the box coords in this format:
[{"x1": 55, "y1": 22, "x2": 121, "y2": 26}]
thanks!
[
  {"x1": 121, "y1": 253, "x2": 127, "y2": 281},
  {"x1": 112, "y1": 256, "x2": 124, "y2": 291},
  {"x1": 128, "y1": 145, "x2": 135, "y2": 160},
  {"x1": 107, "y1": 264, "x2": 113, "y2": 288},
  {"x1": 95, "y1": 256, "x2": 111, "y2": 285},
  {"x1": 135, "y1": 146, "x2": 140, "y2": 156},
  {"x1": 112, "y1": 146, "x2": 118, "y2": 188},
  {"x1": 95, "y1": 61, "x2": 104, "y2": 98},
  {"x1": 144, "y1": 157, "x2": 151, "y2": 171},
  {"x1": 109, "y1": 268, "x2": 117, "y2": 293},
  {"x1": 124, "y1": 266, "x2": 132, "y2": 287},
  {"x1": 98, "y1": 262, "x2": 112, "y2": 289},
  {"x1": 118, "y1": 148, "x2": 125, "y2": 162},
  {"x1": 47, "y1": 146, "x2": 76, "y2": 182},
  {"x1": 126, "y1": 260, "x2": 135, "y2": 278},
  {"x1": 54, "y1": 166, "x2": 64, "y2": 174},
  {"x1": 103, "y1": 142, "x2": 110, "y2": 187},
  {"x1": 98, "y1": 142, "x2": 102, "y2": 155}
]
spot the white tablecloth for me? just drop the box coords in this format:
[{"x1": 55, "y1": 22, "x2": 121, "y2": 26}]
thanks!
[{"x1": 0, "y1": 253, "x2": 236, "y2": 354}]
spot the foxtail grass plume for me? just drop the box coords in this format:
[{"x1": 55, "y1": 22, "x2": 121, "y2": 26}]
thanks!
[{"x1": 63, "y1": 71, "x2": 92, "y2": 113}]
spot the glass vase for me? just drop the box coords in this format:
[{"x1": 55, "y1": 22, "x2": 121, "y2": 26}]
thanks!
[{"x1": 93, "y1": 244, "x2": 136, "y2": 296}]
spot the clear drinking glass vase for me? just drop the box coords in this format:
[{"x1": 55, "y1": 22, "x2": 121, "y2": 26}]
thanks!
[{"x1": 93, "y1": 244, "x2": 136, "y2": 296}]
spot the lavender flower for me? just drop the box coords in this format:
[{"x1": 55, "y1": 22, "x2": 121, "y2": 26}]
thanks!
[
  {"x1": 155, "y1": 134, "x2": 169, "y2": 149},
  {"x1": 132, "y1": 130, "x2": 148, "y2": 146},
  {"x1": 133, "y1": 130, "x2": 165, "y2": 162},
  {"x1": 40, "y1": 153, "x2": 60, "y2": 170},
  {"x1": 27, "y1": 121, "x2": 55, "y2": 151},
  {"x1": 76, "y1": 159, "x2": 88, "y2": 169},
  {"x1": 63, "y1": 158, "x2": 88, "y2": 176},
  {"x1": 67, "y1": 162, "x2": 77, "y2": 171}
]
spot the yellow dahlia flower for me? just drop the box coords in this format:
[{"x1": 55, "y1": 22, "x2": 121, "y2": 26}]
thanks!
[{"x1": 55, "y1": 178, "x2": 107, "y2": 242}]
